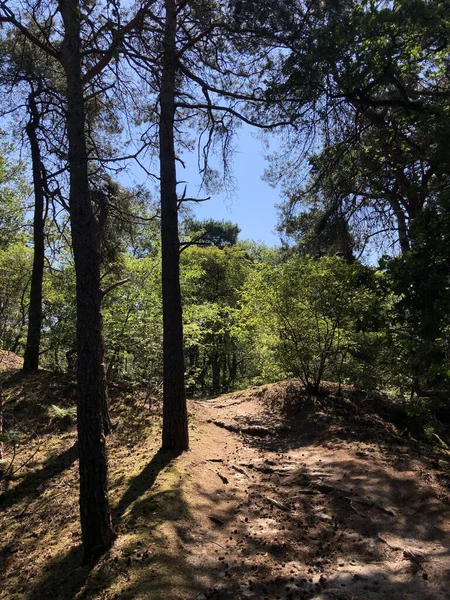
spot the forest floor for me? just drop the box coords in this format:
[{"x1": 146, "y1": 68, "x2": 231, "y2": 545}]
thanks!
[{"x1": 1, "y1": 361, "x2": 450, "y2": 599}]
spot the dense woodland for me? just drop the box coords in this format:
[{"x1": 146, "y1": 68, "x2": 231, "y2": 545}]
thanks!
[{"x1": 0, "y1": 0, "x2": 449, "y2": 588}]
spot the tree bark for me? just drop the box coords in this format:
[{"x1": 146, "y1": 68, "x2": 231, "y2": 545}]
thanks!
[
  {"x1": 59, "y1": 0, "x2": 114, "y2": 563},
  {"x1": 211, "y1": 355, "x2": 221, "y2": 393},
  {"x1": 229, "y1": 353, "x2": 238, "y2": 388},
  {"x1": 389, "y1": 194, "x2": 410, "y2": 254},
  {"x1": 23, "y1": 91, "x2": 45, "y2": 373},
  {"x1": 160, "y1": 0, "x2": 189, "y2": 451}
]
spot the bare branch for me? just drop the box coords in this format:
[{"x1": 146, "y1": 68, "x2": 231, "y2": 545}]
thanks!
[{"x1": 82, "y1": 0, "x2": 159, "y2": 84}]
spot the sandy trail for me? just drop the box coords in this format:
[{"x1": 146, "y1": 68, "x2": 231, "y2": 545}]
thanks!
[{"x1": 171, "y1": 388, "x2": 450, "y2": 600}]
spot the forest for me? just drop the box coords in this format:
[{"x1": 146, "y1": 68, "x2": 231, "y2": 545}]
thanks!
[{"x1": 0, "y1": 0, "x2": 449, "y2": 599}]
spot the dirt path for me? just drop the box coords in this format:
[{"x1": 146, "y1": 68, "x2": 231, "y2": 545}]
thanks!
[{"x1": 168, "y1": 389, "x2": 450, "y2": 600}]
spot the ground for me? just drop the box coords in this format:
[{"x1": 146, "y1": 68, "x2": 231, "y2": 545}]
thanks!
[
  {"x1": 0, "y1": 350, "x2": 24, "y2": 372},
  {"x1": 1, "y1": 366, "x2": 450, "y2": 600}
]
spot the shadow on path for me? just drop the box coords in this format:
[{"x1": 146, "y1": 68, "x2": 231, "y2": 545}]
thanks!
[
  {"x1": 114, "y1": 448, "x2": 182, "y2": 521},
  {"x1": 27, "y1": 545, "x2": 90, "y2": 600}
]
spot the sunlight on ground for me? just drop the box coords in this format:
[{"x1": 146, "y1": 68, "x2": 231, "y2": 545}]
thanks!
[{"x1": 1, "y1": 373, "x2": 450, "y2": 600}]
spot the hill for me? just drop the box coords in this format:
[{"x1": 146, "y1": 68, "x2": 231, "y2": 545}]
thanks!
[{"x1": 1, "y1": 364, "x2": 450, "y2": 600}]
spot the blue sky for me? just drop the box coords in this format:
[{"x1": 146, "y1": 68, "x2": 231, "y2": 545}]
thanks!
[
  {"x1": 183, "y1": 126, "x2": 282, "y2": 246},
  {"x1": 117, "y1": 120, "x2": 285, "y2": 247}
]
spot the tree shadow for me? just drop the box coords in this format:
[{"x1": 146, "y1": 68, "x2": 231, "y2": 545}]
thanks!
[
  {"x1": 26, "y1": 545, "x2": 91, "y2": 600},
  {"x1": 8, "y1": 431, "x2": 450, "y2": 600},
  {"x1": 109, "y1": 391, "x2": 161, "y2": 447},
  {"x1": 12, "y1": 449, "x2": 184, "y2": 600},
  {"x1": 104, "y1": 448, "x2": 215, "y2": 599},
  {"x1": 114, "y1": 448, "x2": 182, "y2": 521},
  {"x1": 1, "y1": 370, "x2": 77, "y2": 439},
  {"x1": 236, "y1": 380, "x2": 447, "y2": 458},
  {"x1": 114, "y1": 454, "x2": 450, "y2": 600},
  {"x1": 193, "y1": 383, "x2": 450, "y2": 599},
  {"x1": 0, "y1": 441, "x2": 78, "y2": 510},
  {"x1": 109, "y1": 465, "x2": 243, "y2": 599},
  {"x1": 25, "y1": 542, "x2": 137, "y2": 600},
  {"x1": 188, "y1": 570, "x2": 450, "y2": 600}
]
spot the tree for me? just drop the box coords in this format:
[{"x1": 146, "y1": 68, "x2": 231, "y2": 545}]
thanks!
[
  {"x1": 102, "y1": 249, "x2": 163, "y2": 387},
  {"x1": 125, "y1": 0, "x2": 289, "y2": 449},
  {"x1": 278, "y1": 205, "x2": 356, "y2": 263},
  {"x1": 0, "y1": 145, "x2": 30, "y2": 353},
  {"x1": 0, "y1": 35, "x2": 63, "y2": 372},
  {"x1": 0, "y1": 142, "x2": 27, "y2": 250},
  {"x1": 182, "y1": 244, "x2": 249, "y2": 394},
  {"x1": 58, "y1": 0, "x2": 115, "y2": 560},
  {"x1": 0, "y1": 243, "x2": 32, "y2": 352},
  {"x1": 22, "y1": 88, "x2": 47, "y2": 372},
  {"x1": 242, "y1": 255, "x2": 378, "y2": 393},
  {"x1": 40, "y1": 257, "x2": 77, "y2": 373},
  {"x1": 1, "y1": 0, "x2": 167, "y2": 560},
  {"x1": 183, "y1": 218, "x2": 241, "y2": 248},
  {"x1": 247, "y1": 0, "x2": 450, "y2": 255},
  {"x1": 0, "y1": 0, "x2": 120, "y2": 561},
  {"x1": 158, "y1": 0, "x2": 189, "y2": 450},
  {"x1": 382, "y1": 192, "x2": 450, "y2": 394}
]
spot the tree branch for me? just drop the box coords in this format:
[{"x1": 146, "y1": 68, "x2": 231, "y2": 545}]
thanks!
[
  {"x1": 82, "y1": 0, "x2": 158, "y2": 84},
  {"x1": 101, "y1": 278, "x2": 130, "y2": 298},
  {"x1": 0, "y1": 2, "x2": 60, "y2": 60},
  {"x1": 177, "y1": 101, "x2": 293, "y2": 129}
]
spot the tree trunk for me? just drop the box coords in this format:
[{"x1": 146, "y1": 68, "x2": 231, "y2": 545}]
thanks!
[
  {"x1": 211, "y1": 355, "x2": 221, "y2": 393},
  {"x1": 229, "y1": 353, "x2": 238, "y2": 387},
  {"x1": 389, "y1": 194, "x2": 410, "y2": 254},
  {"x1": 160, "y1": 0, "x2": 189, "y2": 451},
  {"x1": 23, "y1": 91, "x2": 45, "y2": 373},
  {"x1": 60, "y1": 0, "x2": 114, "y2": 563}
]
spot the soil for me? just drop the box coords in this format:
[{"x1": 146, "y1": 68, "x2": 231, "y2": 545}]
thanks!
[{"x1": 1, "y1": 372, "x2": 450, "y2": 600}]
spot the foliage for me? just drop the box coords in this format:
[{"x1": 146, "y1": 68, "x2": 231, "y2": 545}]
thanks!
[
  {"x1": 40, "y1": 260, "x2": 77, "y2": 371},
  {"x1": 102, "y1": 251, "x2": 163, "y2": 388},
  {"x1": 181, "y1": 244, "x2": 250, "y2": 394},
  {"x1": 278, "y1": 206, "x2": 357, "y2": 262},
  {"x1": 183, "y1": 218, "x2": 241, "y2": 248},
  {"x1": 0, "y1": 144, "x2": 28, "y2": 251},
  {"x1": 47, "y1": 404, "x2": 77, "y2": 428},
  {"x1": 0, "y1": 0, "x2": 448, "y2": 436},
  {"x1": 0, "y1": 243, "x2": 32, "y2": 351},
  {"x1": 241, "y1": 255, "x2": 384, "y2": 393},
  {"x1": 381, "y1": 192, "x2": 450, "y2": 392},
  {"x1": 264, "y1": 0, "x2": 450, "y2": 254}
]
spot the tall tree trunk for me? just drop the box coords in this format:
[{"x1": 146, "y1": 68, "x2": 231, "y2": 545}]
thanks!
[
  {"x1": 23, "y1": 91, "x2": 45, "y2": 373},
  {"x1": 60, "y1": 0, "x2": 114, "y2": 563},
  {"x1": 389, "y1": 194, "x2": 410, "y2": 254},
  {"x1": 160, "y1": 0, "x2": 189, "y2": 451},
  {"x1": 211, "y1": 355, "x2": 221, "y2": 394},
  {"x1": 229, "y1": 353, "x2": 238, "y2": 387}
]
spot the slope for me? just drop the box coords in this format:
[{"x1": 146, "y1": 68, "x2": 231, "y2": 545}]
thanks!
[{"x1": 1, "y1": 369, "x2": 449, "y2": 600}]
